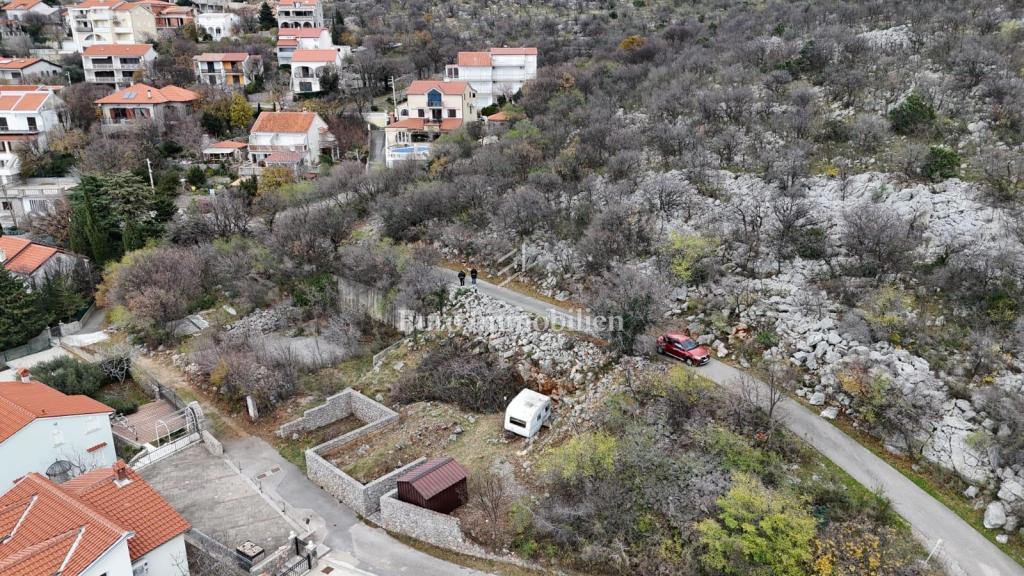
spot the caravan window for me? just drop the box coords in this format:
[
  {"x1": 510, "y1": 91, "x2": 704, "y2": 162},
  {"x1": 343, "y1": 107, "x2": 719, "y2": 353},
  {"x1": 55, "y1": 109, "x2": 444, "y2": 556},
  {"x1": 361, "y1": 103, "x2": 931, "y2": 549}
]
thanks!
[{"x1": 509, "y1": 417, "x2": 526, "y2": 428}]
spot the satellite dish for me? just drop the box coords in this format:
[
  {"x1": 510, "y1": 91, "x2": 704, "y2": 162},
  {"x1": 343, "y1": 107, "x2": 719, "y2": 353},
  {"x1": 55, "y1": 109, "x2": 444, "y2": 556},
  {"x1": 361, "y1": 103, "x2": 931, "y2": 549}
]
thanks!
[{"x1": 46, "y1": 459, "x2": 79, "y2": 483}]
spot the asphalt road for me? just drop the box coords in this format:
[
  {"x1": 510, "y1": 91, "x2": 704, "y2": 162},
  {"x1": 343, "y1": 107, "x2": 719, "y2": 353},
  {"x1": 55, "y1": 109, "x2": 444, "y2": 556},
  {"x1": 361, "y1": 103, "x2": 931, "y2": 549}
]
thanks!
[{"x1": 450, "y1": 271, "x2": 1024, "y2": 576}]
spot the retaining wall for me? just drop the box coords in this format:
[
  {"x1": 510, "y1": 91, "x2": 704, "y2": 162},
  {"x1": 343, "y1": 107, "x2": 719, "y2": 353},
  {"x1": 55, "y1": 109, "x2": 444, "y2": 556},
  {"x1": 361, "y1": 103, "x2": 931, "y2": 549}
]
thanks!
[
  {"x1": 378, "y1": 489, "x2": 484, "y2": 555},
  {"x1": 277, "y1": 388, "x2": 398, "y2": 439},
  {"x1": 308, "y1": 452, "x2": 424, "y2": 516}
]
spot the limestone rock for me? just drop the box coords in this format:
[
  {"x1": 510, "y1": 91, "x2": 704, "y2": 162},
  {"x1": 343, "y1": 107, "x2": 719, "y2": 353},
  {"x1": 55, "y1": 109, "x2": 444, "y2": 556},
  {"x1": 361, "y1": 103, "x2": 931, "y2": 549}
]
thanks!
[{"x1": 984, "y1": 501, "x2": 1007, "y2": 529}]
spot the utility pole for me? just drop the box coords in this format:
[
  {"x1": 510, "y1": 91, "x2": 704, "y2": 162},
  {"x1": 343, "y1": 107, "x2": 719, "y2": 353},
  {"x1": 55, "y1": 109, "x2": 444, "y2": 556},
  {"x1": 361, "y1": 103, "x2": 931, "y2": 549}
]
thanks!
[
  {"x1": 65, "y1": 71, "x2": 72, "y2": 86},
  {"x1": 389, "y1": 75, "x2": 398, "y2": 115},
  {"x1": 145, "y1": 158, "x2": 155, "y2": 191}
]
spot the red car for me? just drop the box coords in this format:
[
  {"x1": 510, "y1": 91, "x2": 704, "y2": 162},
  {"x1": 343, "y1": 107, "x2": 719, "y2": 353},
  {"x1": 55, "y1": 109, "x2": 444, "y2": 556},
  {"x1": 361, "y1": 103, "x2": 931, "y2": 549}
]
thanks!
[{"x1": 657, "y1": 332, "x2": 711, "y2": 366}]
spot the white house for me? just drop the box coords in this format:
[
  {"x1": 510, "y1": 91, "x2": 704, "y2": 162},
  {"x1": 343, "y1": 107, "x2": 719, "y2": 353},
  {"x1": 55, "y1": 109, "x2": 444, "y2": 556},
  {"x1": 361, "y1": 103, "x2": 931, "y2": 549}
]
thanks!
[
  {"x1": 244, "y1": 110, "x2": 337, "y2": 176},
  {"x1": 0, "y1": 375, "x2": 116, "y2": 490},
  {"x1": 275, "y1": 0, "x2": 322, "y2": 29},
  {"x1": 290, "y1": 48, "x2": 344, "y2": 95},
  {"x1": 82, "y1": 43, "x2": 156, "y2": 88},
  {"x1": 504, "y1": 388, "x2": 550, "y2": 438},
  {"x1": 193, "y1": 52, "x2": 263, "y2": 89},
  {"x1": 0, "y1": 85, "x2": 65, "y2": 185},
  {"x1": 0, "y1": 236, "x2": 82, "y2": 285},
  {"x1": 384, "y1": 80, "x2": 476, "y2": 166},
  {"x1": 444, "y1": 47, "x2": 537, "y2": 108},
  {"x1": 0, "y1": 57, "x2": 63, "y2": 84},
  {"x1": 95, "y1": 82, "x2": 200, "y2": 129},
  {"x1": 196, "y1": 11, "x2": 238, "y2": 40},
  {"x1": 2, "y1": 0, "x2": 60, "y2": 22},
  {"x1": 276, "y1": 26, "x2": 332, "y2": 65},
  {"x1": 0, "y1": 176, "x2": 77, "y2": 231},
  {"x1": 67, "y1": 0, "x2": 158, "y2": 49},
  {"x1": 0, "y1": 461, "x2": 191, "y2": 576}
]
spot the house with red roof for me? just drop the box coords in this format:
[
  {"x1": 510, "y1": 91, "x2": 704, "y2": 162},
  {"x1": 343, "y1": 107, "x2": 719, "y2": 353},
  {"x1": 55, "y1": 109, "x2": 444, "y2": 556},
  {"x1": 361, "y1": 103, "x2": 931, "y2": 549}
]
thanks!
[
  {"x1": 0, "y1": 374, "x2": 116, "y2": 490},
  {"x1": 193, "y1": 52, "x2": 263, "y2": 89},
  {"x1": 0, "y1": 461, "x2": 190, "y2": 576},
  {"x1": 95, "y1": 82, "x2": 199, "y2": 130},
  {"x1": 81, "y1": 43, "x2": 156, "y2": 89},
  {"x1": 290, "y1": 48, "x2": 347, "y2": 95},
  {"x1": 0, "y1": 57, "x2": 62, "y2": 85},
  {"x1": 244, "y1": 110, "x2": 338, "y2": 176},
  {"x1": 0, "y1": 85, "x2": 64, "y2": 186},
  {"x1": 444, "y1": 47, "x2": 538, "y2": 108},
  {"x1": 276, "y1": 26, "x2": 333, "y2": 65},
  {"x1": 0, "y1": 235, "x2": 80, "y2": 284},
  {"x1": 384, "y1": 80, "x2": 477, "y2": 167},
  {"x1": 68, "y1": 0, "x2": 159, "y2": 49},
  {"x1": 275, "y1": 0, "x2": 322, "y2": 29},
  {"x1": 2, "y1": 0, "x2": 59, "y2": 22}
]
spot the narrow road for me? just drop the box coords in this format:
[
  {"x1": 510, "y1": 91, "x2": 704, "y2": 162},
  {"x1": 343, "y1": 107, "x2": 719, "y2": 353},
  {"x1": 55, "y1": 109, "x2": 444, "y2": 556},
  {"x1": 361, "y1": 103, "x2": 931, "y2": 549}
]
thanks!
[{"x1": 451, "y1": 273, "x2": 1024, "y2": 576}]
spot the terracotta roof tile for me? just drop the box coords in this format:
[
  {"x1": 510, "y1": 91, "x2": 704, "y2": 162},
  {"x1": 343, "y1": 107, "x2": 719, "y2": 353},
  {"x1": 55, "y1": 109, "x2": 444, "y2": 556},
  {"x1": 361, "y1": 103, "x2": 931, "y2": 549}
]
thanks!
[
  {"x1": 82, "y1": 43, "x2": 154, "y2": 58},
  {"x1": 386, "y1": 117, "x2": 463, "y2": 132},
  {"x1": 95, "y1": 83, "x2": 199, "y2": 105},
  {"x1": 278, "y1": 27, "x2": 327, "y2": 39},
  {"x1": 265, "y1": 150, "x2": 302, "y2": 163},
  {"x1": 194, "y1": 52, "x2": 250, "y2": 62},
  {"x1": 487, "y1": 111, "x2": 508, "y2": 121},
  {"x1": 456, "y1": 51, "x2": 490, "y2": 67},
  {"x1": 251, "y1": 111, "x2": 317, "y2": 133},
  {"x1": 407, "y1": 80, "x2": 469, "y2": 96},
  {"x1": 0, "y1": 58, "x2": 40, "y2": 70},
  {"x1": 3, "y1": 0, "x2": 44, "y2": 11},
  {"x1": 0, "y1": 90, "x2": 50, "y2": 113},
  {"x1": 4, "y1": 243, "x2": 57, "y2": 274},
  {"x1": 0, "y1": 474, "x2": 128, "y2": 576},
  {"x1": 62, "y1": 465, "x2": 190, "y2": 561},
  {"x1": 73, "y1": 0, "x2": 123, "y2": 8},
  {"x1": 291, "y1": 49, "x2": 339, "y2": 63},
  {"x1": 0, "y1": 380, "x2": 113, "y2": 443},
  {"x1": 209, "y1": 139, "x2": 247, "y2": 149}
]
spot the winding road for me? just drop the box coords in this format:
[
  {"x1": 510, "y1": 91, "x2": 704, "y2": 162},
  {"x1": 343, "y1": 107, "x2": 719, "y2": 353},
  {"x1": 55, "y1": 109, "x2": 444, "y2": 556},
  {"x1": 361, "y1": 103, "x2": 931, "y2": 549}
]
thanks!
[{"x1": 442, "y1": 269, "x2": 1024, "y2": 576}]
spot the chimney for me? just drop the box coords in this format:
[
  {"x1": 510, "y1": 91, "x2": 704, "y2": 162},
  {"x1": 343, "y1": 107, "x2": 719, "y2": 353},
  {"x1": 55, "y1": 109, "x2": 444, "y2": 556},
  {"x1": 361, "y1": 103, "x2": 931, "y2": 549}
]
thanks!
[
  {"x1": 146, "y1": 89, "x2": 152, "y2": 99},
  {"x1": 15, "y1": 367, "x2": 30, "y2": 383},
  {"x1": 0, "y1": 249, "x2": 6, "y2": 262},
  {"x1": 113, "y1": 460, "x2": 129, "y2": 484}
]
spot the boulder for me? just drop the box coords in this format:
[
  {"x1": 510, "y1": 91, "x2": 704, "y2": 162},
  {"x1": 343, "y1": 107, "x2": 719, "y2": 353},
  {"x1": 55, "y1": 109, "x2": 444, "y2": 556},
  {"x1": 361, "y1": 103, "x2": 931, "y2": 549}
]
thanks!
[
  {"x1": 964, "y1": 485, "x2": 980, "y2": 499},
  {"x1": 809, "y1": 392, "x2": 826, "y2": 406},
  {"x1": 984, "y1": 501, "x2": 1007, "y2": 529},
  {"x1": 820, "y1": 406, "x2": 839, "y2": 420},
  {"x1": 998, "y1": 479, "x2": 1024, "y2": 504}
]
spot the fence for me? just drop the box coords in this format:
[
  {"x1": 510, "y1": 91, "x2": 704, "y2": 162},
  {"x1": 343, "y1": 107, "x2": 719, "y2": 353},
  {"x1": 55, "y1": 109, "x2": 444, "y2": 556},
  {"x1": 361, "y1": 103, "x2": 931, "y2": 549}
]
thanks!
[
  {"x1": 185, "y1": 529, "x2": 251, "y2": 576},
  {"x1": 0, "y1": 329, "x2": 52, "y2": 365}
]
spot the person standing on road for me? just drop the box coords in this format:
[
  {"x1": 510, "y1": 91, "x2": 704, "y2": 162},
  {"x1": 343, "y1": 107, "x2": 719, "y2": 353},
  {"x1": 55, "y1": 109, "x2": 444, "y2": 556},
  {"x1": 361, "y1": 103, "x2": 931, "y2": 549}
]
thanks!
[
  {"x1": 458, "y1": 270, "x2": 466, "y2": 286},
  {"x1": 470, "y1": 268, "x2": 478, "y2": 286}
]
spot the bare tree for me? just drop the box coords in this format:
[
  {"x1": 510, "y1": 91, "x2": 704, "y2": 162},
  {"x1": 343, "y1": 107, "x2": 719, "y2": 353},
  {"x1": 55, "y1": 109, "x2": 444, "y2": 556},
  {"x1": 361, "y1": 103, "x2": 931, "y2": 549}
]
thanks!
[
  {"x1": 842, "y1": 204, "x2": 922, "y2": 277},
  {"x1": 468, "y1": 469, "x2": 511, "y2": 546}
]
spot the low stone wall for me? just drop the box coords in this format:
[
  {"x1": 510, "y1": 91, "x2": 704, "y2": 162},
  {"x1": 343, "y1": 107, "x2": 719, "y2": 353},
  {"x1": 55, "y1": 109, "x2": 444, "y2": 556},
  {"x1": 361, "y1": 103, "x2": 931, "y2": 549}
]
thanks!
[
  {"x1": 277, "y1": 390, "x2": 353, "y2": 438},
  {"x1": 378, "y1": 490, "x2": 484, "y2": 555},
  {"x1": 202, "y1": 430, "x2": 223, "y2": 456},
  {"x1": 307, "y1": 452, "x2": 424, "y2": 516}
]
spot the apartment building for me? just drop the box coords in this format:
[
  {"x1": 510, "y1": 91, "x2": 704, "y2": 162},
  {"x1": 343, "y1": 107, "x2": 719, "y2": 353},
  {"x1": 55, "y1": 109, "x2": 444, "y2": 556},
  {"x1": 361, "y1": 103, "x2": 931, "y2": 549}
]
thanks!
[
  {"x1": 148, "y1": 0, "x2": 194, "y2": 31},
  {"x1": 68, "y1": 0, "x2": 158, "y2": 49},
  {"x1": 244, "y1": 110, "x2": 337, "y2": 176},
  {"x1": 95, "y1": 82, "x2": 199, "y2": 129},
  {"x1": 194, "y1": 52, "x2": 262, "y2": 89},
  {"x1": 0, "y1": 57, "x2": 63, "y2": 84},
  {"x1": 82, "y1": 43, "x2": 155, "y2": 88},
  {"x1": 196, "y1": 10, "x2": 238, "y2": 40},
  {"x1": 276, "y1": 0, "x2": 322, "y2": 29},
  {"x1": 0, "y1": 85, "x2": 64, "y2": 185},
  {"x1": 0, "y1": 176, "x2": 77, "y2": 231},
  {"x1": 384, "y1": 80, "x2": 477, "y2": 166},
  {"x1": 191, "y1": 0, "x2": 227, "y2": 14},
  {"x1": 276, "y1": 26, "x2": 331, "y2": 65},
  {"x1": 290, "y1": 48, "x2": 344, "y2": 95},
  {"x1": 444, "y1": 47, "x2": 537, "y2": 108}
]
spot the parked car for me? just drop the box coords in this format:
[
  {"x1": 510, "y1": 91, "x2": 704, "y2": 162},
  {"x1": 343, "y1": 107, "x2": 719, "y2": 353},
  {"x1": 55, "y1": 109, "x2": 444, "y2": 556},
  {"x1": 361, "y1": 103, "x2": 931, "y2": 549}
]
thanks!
[{"x1": 657, "y1": 332, "x2": 711, "y2": 365}]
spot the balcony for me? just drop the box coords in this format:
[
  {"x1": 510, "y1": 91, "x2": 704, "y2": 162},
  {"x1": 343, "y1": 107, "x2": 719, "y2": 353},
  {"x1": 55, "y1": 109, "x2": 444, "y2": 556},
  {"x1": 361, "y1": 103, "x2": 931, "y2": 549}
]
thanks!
[
  {"x1": 87, "y1": 62, "x2": 143, "y2": 71},
  {"x1": 247, "y1": 144, "x2": 308, "y2": 153}
]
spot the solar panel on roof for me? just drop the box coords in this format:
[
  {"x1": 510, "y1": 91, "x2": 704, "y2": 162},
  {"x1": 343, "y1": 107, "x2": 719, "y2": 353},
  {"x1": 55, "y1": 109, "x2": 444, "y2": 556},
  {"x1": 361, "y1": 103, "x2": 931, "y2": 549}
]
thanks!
[{"x1": 124, "y1": 91, "x2": 136, "y2": 99}]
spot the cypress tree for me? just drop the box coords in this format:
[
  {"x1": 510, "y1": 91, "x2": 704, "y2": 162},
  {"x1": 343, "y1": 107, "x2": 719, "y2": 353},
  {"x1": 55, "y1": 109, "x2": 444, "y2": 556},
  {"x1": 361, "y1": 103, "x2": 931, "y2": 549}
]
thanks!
[
  {"x1": 0, "y1": 268, "x2": 47, "y2": 350},
  {"x1": 258, "y1": 2, "x2": 275, "y2": 30}
]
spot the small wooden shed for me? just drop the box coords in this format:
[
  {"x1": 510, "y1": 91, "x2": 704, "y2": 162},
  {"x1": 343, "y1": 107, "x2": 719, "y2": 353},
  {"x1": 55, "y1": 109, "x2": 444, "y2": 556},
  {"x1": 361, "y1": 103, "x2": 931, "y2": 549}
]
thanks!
[{"x1": 396, "y1": 457, "x2": 469, "y2": 514}]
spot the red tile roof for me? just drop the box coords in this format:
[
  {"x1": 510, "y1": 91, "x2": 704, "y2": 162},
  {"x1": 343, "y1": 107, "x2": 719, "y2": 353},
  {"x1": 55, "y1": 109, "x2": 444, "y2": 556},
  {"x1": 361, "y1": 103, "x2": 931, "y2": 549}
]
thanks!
[
  {"x1": 278, "y1": 27, "x2": 328, "y2": 38},
  {"x1": 291, "y1": 49, "x2": 339, "y2": 63},
  {"x1": 3, "y1": 0, "x2": 44, "y2": 11},
  {"x1": 0, "y1": 236, "x2": 60, "y2": 274},
  {"x1": 277, "y1": 0, "x2": 318, "y2": 6},
  {"x1": 62, "y1": 465, "x2": 190, "y2": 561},
  {"x1": 251, "y1": 111, "x2": 316, "y2": 133},
  {"x1": 490, "y1": 47, "x2": 538, "y2": 55},
  {"x1": 194, "y1": 52, "x2": 251, "y2": 62},
  {"x1": 208, "y1": 139, "x2": 247, "y2": 149},
  {"x1": 456, "y1": 51, "x2": 490, "y2": 67},
  {"x1": 0, "y1": 380, "x2": 113, "y2": 443},
  {"x1": 95, "y1": 83, "x2": 199, "y2": 105},
  {"x1": 82, "y1": 43, "x2": 154, "y2": 57},
  {"x1": 487, "y1": 111, "x2": 508, "y2": 121},
  {"x1": 277, "y1": 38, "x2": 298, "y2": 47},
  {"x1": 0, "y1": 474, "x2": 128, "y2": 576},
  {"x1": 0, "y1": 90, "x2": 50, "y2": 113},
  {"x1": 265, "y1": 151, "x2": 302, "y2": 163},
  {"x1": 0, "y1": 58, "x2": 42, "y2": 70},
  {"x1": 407, "y1": 80, "x2": 469, "y2": 96},
  {"x1": 397, "y1": 457, "x2": 467, "y2": 500},
  {"x1": 73, "y1": 0, "x2": 123, "y2": 8}
]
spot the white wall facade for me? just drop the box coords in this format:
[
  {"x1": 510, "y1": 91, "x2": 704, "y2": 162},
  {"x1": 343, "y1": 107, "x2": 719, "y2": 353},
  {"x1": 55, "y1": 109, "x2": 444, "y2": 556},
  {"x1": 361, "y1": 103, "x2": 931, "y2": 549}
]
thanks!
[
  {"x1": 82, "y1": 48, "x2": 156, "y2": 88},
  {"x1": 69, "y1": 5, "x2": 157, "y2": 48},
  {"x1": 196, "y1": 12, "x2": 238, "y2": 41},
  {"x1": 82, "y1": 540, "x2": 134, "y2": 576},
  {"x1": 445, "y1": 52, "x2": 537, "y2": 108},
  {"x1": 0, "y1": 61, "x2": 63, "y2": 83},
  {"x1": 132, "y1": 534, "x2": 188, "y2": 576},
  {"x1": 0, "y1": 413, "x2": 116, "y2": 490}
]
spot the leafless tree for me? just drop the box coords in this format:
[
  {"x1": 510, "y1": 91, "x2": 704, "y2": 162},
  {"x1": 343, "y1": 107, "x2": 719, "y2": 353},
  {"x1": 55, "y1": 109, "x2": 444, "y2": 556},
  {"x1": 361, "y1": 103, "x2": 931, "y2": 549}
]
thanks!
[
  {"x1": 468, "y1": 469, "x2": 511, "y2": 546},
  {"x1": 842, "y1": 204, "x2": 922, "y2": 277}
]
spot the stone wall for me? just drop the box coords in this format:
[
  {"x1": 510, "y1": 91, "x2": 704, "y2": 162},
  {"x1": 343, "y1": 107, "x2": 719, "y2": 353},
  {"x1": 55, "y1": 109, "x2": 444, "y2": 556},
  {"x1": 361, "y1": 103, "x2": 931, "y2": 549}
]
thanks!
[
  {"x1": 277, "y1": 390, "x2": 354, "y2": 438},
  {"x1": 307, "y1": 452, "x2": 424, "y2": 516},
  {"x1": 202, "y1": 430, "x2": 223, "y2": 456},
  {"x1": 378, "y1": 490, "x2": 484, "y2": 555}
]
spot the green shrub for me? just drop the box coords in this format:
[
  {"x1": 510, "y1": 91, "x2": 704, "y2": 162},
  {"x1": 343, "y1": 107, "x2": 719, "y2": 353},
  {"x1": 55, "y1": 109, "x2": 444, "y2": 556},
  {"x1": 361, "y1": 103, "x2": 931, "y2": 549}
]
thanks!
[
  {"x1": 186, "y1": 165, "x2": 207, "y2": 187},
  {"x1": 888, "y1": 92, "x2": 935, "y2": 135},
  {"x1": 31, "y1": 357, "x2": 107, "y2": 397},
  {"x1": 921, "y1": 146, "x2": 961, "y2": 181}
]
